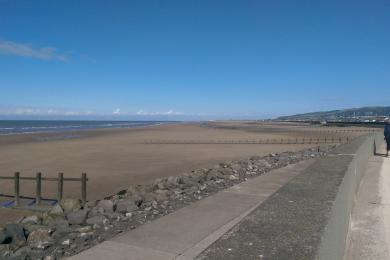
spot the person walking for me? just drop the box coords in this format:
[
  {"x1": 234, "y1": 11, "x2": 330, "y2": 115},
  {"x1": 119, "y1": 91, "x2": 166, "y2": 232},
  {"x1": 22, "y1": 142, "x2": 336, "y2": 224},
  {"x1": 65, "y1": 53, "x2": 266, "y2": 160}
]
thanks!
[{"x1": 385, "y1": 120, "x2": 390, "y2": 157}]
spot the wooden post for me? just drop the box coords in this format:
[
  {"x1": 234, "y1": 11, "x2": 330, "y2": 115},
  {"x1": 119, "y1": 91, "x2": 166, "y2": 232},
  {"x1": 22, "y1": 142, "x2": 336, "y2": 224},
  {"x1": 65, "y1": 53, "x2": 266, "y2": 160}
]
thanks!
[
  {"x1": 81, "y1": 173, "x2": 87, "y2": 205},
  {"x1": 36, "y1": 172, "x2": 42, "y2": 205},
  {"x1": 339, "y1": 137, "x2": 342, "y2": 143},
  {"x1": 325, "y1": 137, "x2": 327, "y2": 143},
  {"x1": 302, "y1": 138, "x2": 305, "y2": 144},
  {"x1": 14, "y1": 172, "x2": 20, "y2": 207},
  {"x1": 317, "y1": 146, "x2": 320, "y2": 153},
  {"x1": 347, "y1": 137, "x2": 349, "y2": 143},
  {"x1": 58, "y1": 172, "x2": 64, "y2": 202}
]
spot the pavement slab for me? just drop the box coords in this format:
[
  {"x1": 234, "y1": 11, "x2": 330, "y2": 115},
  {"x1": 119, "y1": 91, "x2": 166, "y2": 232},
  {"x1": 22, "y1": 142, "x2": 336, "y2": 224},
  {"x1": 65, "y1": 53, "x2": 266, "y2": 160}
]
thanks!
[{"x1": 68, "y1": 241, "x2": 176, "y2": 260}]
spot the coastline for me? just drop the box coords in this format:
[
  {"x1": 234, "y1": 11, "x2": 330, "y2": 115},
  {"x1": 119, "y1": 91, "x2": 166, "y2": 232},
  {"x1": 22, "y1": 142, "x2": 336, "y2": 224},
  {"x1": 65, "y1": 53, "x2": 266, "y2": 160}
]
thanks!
[
  {"x1": 0, "y1": 121, "x2": 368, "y2": 230},
  {"x1": 0, "y1": 120, "x2": 173, "y2": 136},
  {"x1": 0, "y1": 121, "x2": 365, "y2": 203},
  {"x1": 0, "y1": 121, "x2": 176, "y2": 147}
]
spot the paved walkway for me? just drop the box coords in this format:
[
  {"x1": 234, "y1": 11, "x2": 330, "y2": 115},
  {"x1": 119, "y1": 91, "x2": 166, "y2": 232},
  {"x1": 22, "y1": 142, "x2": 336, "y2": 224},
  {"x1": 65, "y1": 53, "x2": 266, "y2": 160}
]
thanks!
[
  {"x1": 69, "y1": 159, "x2": 315, "y2": 260},
  {"x1": 345, "y1": 147, "x2": 390, "y2": 260}
]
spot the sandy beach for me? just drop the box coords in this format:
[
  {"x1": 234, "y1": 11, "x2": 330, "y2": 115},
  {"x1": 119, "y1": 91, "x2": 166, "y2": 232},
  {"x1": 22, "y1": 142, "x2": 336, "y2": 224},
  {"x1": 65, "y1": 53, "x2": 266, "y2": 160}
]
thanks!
[{"x1": 0, "y1": 122, "x2": 367, "y2": 205}]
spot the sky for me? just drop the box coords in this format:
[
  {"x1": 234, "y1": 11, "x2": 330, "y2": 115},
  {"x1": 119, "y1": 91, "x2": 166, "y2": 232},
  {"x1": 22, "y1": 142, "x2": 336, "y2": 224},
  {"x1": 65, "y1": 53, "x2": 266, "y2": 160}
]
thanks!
[{"x1": 0, "y1": 0, "x2": 389, "y2": 120}]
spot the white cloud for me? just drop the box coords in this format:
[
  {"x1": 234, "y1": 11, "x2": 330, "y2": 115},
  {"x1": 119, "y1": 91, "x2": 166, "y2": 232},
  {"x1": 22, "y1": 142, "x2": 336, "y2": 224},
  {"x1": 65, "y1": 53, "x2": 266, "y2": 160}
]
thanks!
[
  {"x1": 0, "y1": 107, "x2": 94, "y2": 116},
  {"x1": 136, "y1": 109, "x2": 184, "y2": 116},
  {"x1": 0, "y1": 40, "x2": 68, "y2": 61},
  {"x1": 0, "y1": 106, "x2": 188, "y2": 118},
  {"x1": 112, "y1": 108, "x2": 121, "y2": 115}
]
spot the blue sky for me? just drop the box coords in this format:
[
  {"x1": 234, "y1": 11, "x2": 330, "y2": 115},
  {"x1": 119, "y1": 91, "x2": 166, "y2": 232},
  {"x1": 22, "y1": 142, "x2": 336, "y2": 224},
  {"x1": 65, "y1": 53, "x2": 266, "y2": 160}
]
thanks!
[{"x1": 0, "y1": 0, "x2": 389, "y2": 120}]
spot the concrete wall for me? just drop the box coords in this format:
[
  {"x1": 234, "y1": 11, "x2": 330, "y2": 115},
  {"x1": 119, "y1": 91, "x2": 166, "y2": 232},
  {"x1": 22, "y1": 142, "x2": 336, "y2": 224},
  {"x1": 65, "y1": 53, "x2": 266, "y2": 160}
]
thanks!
[{"x1": 316, "y1": 133, "x2": 384, "y2": 260}]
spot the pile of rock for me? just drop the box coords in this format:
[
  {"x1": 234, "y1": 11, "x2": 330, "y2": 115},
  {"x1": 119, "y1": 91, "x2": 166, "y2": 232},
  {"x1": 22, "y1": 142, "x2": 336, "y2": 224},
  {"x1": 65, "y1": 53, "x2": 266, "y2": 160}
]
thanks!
[{"x1": 0, "y1": 146, "x2": 335, "y2": 259}]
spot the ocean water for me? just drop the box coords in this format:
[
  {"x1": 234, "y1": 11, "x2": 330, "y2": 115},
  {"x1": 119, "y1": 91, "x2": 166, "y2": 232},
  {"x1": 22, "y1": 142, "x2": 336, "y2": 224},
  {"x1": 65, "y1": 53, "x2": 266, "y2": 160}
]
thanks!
[{"x1": 0, "y1": 120, "x2": 168, "y2": 135}]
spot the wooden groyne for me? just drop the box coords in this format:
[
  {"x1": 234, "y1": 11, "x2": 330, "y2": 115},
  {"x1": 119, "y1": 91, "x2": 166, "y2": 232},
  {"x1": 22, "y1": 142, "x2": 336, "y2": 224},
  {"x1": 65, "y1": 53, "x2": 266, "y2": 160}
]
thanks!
[
  {"x1": 144, "y1": 137, "x2": 351, "y2": 145},
  {"x1": 0, "y1": 172, "x2": 88, "y2": 208}
]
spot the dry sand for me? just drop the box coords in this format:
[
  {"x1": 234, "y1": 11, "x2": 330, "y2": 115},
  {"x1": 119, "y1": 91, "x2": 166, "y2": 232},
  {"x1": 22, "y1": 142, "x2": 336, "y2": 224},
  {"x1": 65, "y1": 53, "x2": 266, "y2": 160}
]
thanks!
[{"x1": 0, "y1": 122, "x2": 369, "y2": 216}]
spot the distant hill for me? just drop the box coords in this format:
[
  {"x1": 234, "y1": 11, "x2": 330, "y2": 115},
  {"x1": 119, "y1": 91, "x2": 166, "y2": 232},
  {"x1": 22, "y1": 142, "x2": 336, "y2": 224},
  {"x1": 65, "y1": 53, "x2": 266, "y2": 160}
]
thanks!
[{"x1": 277, "y1": 106, "x2": 390, "y2": 121}]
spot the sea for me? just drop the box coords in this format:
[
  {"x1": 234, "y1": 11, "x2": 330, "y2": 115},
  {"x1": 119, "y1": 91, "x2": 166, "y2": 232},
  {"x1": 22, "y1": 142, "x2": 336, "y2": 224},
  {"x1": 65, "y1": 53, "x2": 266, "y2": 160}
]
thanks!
[{"x1": 0, "y1": 120, "x2": 169, "y2": 135}]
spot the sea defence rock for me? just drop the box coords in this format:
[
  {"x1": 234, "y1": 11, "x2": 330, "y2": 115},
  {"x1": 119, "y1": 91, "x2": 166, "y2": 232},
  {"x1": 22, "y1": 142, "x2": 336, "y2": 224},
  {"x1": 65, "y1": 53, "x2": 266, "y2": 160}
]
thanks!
[
  {"x1": 0, "y1": 227, "x2": 9, "y2": 244},
  {"x1": 0, "y1": 145, "x2": 335, "y2": 259},
  {"x1": 198, "y1": 133, "x2": 383, "y2": 260},
  {"x1": 4, "y1": 224, "x2": 26, "y2": 247},
  {"x1": 60, "y1": 199, "x2": 81, "y2": 213},
  {"x1": 66, "y1": 210, "x2": 88, "y2": 225},
  {"x1": 27, "y1": 228, "x2": 54, "y2": 250}
]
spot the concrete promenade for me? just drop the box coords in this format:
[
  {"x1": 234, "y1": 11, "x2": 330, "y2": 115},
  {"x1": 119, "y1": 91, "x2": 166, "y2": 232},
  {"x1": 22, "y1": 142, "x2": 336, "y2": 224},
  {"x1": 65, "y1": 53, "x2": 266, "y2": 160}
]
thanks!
[
  {"x1": 197, "y1": 135, "x2": 379, "y2": 260},
  {"x1": 68, "y1": 160, "x2": 315, "y2": 260},
  {"x1": 345, "y1": 147, "x2": 390, "y2": 259}
]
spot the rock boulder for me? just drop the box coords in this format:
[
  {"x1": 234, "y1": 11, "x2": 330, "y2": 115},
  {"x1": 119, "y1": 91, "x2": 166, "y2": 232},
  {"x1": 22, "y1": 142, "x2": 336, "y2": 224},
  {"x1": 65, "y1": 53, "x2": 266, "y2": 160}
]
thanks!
[
  {"x1": 27, "y1": 228, "x2": 54, "y2": 250},
  {"x1": 60, "y1": 199, "x2": 81, "y2": 213},
  {"x1": 96, "y1": 200, "x2": 114, "y2": 213},
  {"x1": 4, "y1": 224, "x2": 26, "y2": 246},
  {"x1": 115, "y1": 200, "x2": 138, "y2": 214},
  {"x1": 67, "y1": 209, "x2": 88, "y2": 225}
]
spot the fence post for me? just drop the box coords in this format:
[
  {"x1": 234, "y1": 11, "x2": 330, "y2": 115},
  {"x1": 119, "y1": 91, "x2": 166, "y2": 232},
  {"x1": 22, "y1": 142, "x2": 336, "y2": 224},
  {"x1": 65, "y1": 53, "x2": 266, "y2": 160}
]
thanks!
[
  {"x1": 14, "y1": 172, "x2": 20, "y2": 207},
  {"x1": 347, "y1": 137, "x2": 349, "y2": 143},
  {"x1": 81, "y1": 173, "x2": 87, "y2": 205},
  {"x1": 36, "y1": 172, "x2": 42, "y2": 205},
  {"x1": 58, "y1": 173, "x2": 64, "y2": 202}
]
